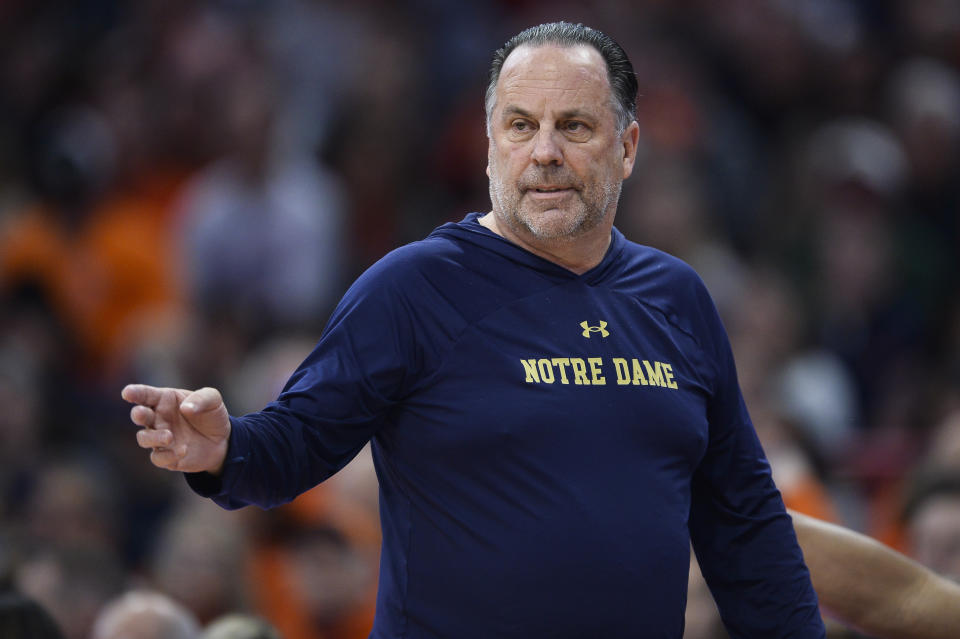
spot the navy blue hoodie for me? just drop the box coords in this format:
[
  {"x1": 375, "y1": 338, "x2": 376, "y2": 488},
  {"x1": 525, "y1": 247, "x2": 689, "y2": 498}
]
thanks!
[{"x1": 188, "y1": 213, "x2": 824, "y2": 638}]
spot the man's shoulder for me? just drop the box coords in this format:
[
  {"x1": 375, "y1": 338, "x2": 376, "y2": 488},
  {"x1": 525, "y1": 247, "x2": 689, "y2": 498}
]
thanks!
[
  {"x1": 361, "y1": 232, "x2": 472, "y2": 285},
  {"x1": 343, "y1": 227, "x2": 496, "y2": 316},
  {"x1": 361, "y1": 214, "x2": 525, "y2": 289},
  {"x1": 615, "y1": 237, "x2": 708, "y2": 296}
]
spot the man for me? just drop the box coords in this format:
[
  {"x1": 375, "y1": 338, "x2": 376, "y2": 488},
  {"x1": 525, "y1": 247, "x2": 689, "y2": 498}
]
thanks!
[
  {"x1": 201, "y1": 613, "x2": 281, "y2": 639},
  {"x1": 124, "y1": 22, "x2": 825, "y2": 637},
  {"x1": 0, "y1": 588, "x2": 66, "y2": 639},
  {"x1": 91, "y1": 590, "x2": 200, "y2": 639}
]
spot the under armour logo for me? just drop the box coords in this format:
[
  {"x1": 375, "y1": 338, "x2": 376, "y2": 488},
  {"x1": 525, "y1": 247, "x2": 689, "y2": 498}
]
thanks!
[{"x1": 580, "y1": 321, "x2": 609, "y2": 338}]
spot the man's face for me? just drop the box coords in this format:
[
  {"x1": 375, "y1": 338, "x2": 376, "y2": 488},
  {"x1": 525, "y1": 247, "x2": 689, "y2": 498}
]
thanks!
[{"x1": 487, "y1": 44, "x2": 638, "y2": 244}]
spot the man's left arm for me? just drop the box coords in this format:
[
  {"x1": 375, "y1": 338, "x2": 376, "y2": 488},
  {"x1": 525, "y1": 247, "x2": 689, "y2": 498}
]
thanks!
[{"x1": 687, "y1": 281, "x2": 825, "y2": 638}]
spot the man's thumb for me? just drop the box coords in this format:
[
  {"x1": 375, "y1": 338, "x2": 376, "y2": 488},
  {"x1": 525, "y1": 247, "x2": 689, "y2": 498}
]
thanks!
[{"x1": 180, "y1": 387, "x2": 223, "y2": 415}]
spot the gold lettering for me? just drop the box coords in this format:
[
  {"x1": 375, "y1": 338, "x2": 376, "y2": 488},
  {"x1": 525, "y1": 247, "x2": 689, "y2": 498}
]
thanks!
[
  {"x1": 588, "y1": 357, "x2": 606, "y2": 385},
  {"x1": 631, "y1": 359, "x2": 648, "y2": 385},
  {"x1": 537, "y1": 359, "x2": 555, "y2": 384},
  {"x1": 570, "y1": 358, "x2": 590, "y2": 385},
  {"x1": 612, "y1": 358, "x2": 631, "y2": 385},
  {"x1": 551, "y1": 358, "x2": 571, "y2": 384},
  {"x1": 525, "y1": 356, "x2": 677, "y2": 390},
  {"x1": 521, "y1": 359, "x2": 540, "y2": 383},
  {"x1": 644, "y1": 360, "x2": 666, "y2": 387},
  {"x1": 662, "y1": 363, "x2": 678, "y2": 389}
]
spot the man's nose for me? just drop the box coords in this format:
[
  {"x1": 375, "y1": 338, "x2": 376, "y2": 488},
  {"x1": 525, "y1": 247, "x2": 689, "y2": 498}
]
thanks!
[{"x1": 531, "y1": 129, "x2": 563, "y2": 166}]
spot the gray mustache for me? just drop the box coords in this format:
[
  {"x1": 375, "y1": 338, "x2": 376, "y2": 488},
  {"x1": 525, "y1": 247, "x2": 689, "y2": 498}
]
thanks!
[{"x1": 519, "y1": 172, "x2": 580, "y2": 190}]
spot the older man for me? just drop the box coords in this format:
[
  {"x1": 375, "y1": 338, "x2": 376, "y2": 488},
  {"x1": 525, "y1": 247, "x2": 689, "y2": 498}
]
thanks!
[
  {"x1": 91, "y1": 591, "x2": 199, "y2": 639},
  {"x1": 124, "y1": 22, "x2": 824, "y2": 638}
]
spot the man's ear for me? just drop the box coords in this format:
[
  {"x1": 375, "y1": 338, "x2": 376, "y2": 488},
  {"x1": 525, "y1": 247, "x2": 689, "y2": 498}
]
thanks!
[{"x1": 621, "y1": 121, "x2": 640, "y2": 179}]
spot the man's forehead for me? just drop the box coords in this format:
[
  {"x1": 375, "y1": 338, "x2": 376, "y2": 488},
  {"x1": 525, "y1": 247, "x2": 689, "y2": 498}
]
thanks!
[{"x1": 497, "y1": 43, "x2": 608, "y2": 93}]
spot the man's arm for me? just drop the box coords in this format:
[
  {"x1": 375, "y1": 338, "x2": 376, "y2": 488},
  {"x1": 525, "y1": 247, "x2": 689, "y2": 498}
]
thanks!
[
  {"x1": 791, "y1": 509, "x2": 960, "y2": 639},
  {"x1": 123, "y1": 245, "x2": 438, "y2": 510},
  {"x1": 687, "y1": 273, "x2": 824, "y2": 637}
]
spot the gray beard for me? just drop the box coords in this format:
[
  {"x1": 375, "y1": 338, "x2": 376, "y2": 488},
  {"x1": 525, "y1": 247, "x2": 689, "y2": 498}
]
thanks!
[{"x1": 488, "y1": 172, "x2": 622, "y2": 242}]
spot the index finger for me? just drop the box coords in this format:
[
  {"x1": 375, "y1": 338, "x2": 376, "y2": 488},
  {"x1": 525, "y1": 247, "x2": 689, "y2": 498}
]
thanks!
[{"x1": 121, "y1": 384, "x2": 165, "y2": 407}]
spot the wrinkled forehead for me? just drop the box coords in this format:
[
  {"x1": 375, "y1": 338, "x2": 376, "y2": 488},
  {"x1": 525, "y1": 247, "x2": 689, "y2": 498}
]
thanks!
[{"x1": 496, "y1": 43, "x2": 612, "y2": 106}]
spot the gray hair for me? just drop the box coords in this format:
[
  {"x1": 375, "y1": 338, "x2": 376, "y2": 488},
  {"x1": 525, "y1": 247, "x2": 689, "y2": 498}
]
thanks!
[
  {"x1": 485, "y1": 22, "x2": 638, "y2": 135},
  {"x1": 91, "y1": 590, "x2": 200, "y2": 639},
  {"x1": 202, "y1": 613, "x2": 282, "y2": 639}
]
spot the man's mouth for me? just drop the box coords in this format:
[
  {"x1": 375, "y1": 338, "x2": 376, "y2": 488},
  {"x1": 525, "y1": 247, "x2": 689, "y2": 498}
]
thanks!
[{"x1": 528, "y1": 185, "x2": 574, "y2": 193}]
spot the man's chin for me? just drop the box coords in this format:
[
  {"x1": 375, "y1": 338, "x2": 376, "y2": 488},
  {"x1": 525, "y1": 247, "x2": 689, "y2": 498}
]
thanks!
[{"x1": 517, "y1": 207, "x2": 590, "y2": 240}]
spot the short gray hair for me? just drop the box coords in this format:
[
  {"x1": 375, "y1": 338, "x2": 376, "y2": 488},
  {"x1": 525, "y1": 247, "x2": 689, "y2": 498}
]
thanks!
[
  {"x1": 91, "y1": 590, "x2": 200, "y2": 639},
  {"x1": 485, "y1": 22, "x2": 638, "y2": 135}
]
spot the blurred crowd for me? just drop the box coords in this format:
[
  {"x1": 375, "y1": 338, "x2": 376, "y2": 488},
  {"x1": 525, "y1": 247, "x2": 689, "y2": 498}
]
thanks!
[{"x1": 0, "y1": 1, "x2": 959, "y2": 638}]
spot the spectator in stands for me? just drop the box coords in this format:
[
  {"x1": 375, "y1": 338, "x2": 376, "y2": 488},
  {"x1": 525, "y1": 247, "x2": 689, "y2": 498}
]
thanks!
[
  {"x1": 0, "y1": 588, "x2": 66, "y2": 639},
  {"x1": 91, "y1": 590, "x2": 200, "y2": 639}
]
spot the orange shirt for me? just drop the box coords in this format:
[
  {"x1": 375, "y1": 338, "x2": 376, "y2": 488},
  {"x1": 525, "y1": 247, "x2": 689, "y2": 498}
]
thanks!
[{"x1": 1, "y1": 173, "x2": 185, "y2": 374}]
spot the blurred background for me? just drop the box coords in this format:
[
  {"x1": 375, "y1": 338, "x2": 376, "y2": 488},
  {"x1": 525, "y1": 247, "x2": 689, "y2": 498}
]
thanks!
[{"x1": 0, "y1": 0, "x2": 958, "y2": 638}]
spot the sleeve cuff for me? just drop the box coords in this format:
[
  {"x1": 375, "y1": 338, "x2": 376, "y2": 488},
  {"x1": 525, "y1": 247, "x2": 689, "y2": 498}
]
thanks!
[{"x1": 183, "y1": 415, "x2": 250, "y2": 502}]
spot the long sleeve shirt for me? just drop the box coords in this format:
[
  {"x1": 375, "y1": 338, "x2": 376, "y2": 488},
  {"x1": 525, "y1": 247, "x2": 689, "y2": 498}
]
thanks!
[{"x1": 188, "y1": 213, "x2": 825, "y2": 638}]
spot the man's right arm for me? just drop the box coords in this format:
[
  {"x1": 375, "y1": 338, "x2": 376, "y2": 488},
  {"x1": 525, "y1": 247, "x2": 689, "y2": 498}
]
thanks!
[{"x1": 123, "y1": 244, "x2": 438, "y2": 510}]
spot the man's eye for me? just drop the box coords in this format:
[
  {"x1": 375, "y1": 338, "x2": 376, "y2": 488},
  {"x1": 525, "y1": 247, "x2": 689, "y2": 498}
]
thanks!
[
  {"x1": 512, "y1": 120, "x2": 530, "y2": 131},
  {"x1": 565, "y1": 121, "x2": 586, "y2": 132}
]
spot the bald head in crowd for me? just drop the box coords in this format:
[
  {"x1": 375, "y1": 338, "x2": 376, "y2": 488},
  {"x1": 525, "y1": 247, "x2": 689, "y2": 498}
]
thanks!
[
  {"x1": 91, "y1": 590, "x2": 200, "y2": 639},
  {"x1": 202, "y1": 613, "x2": 281, "y2": 639}
]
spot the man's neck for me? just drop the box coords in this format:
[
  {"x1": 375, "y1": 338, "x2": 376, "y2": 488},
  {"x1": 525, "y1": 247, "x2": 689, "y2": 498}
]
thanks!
[{"x1": 477, "y1": 212, "x2": 612, "y2": 275}]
